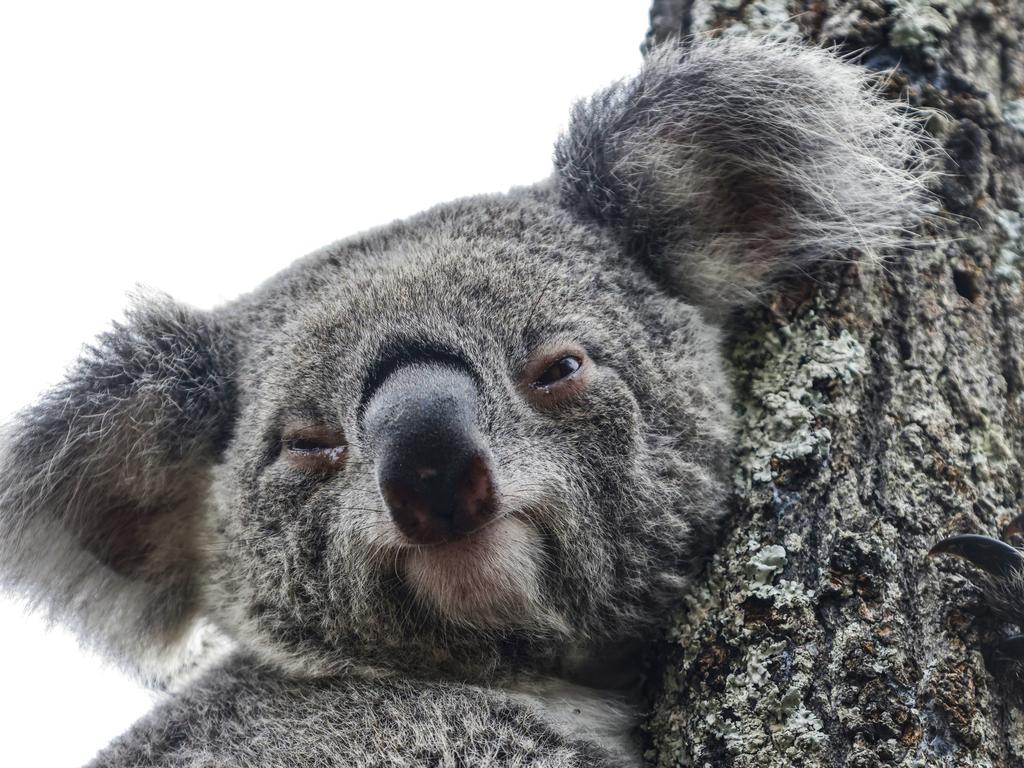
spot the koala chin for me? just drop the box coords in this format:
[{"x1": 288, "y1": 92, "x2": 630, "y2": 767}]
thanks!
[
  {"x1": 0, "y1": 37, "x2": 929, "y2": 767},
  {"x1": 403, "y1": 517, "x2": 555, "y2": 630}
]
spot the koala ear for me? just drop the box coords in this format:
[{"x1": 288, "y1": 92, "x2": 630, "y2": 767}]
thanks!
[
  {"x1": 0, "y1": 296, "x2": 235, "y2": 681},
  {"x1": 555, "y1": 36, "x2": 930, "y2": 313}
]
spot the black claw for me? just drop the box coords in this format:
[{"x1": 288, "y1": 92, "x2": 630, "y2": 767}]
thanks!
[
  {"x1": 1005, "y1": 513, "x2": 1024, "y2": 542},
  {"x1": 999, "y1": 635, "x2": 1024, "y2": 660},
  {"x1": 929, "y1": 534, "x2": 1024, "y2": 579}
]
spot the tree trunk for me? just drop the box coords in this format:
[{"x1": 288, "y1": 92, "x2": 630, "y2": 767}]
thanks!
[{"x1": 642, "y1": 2, "x2": 1024, "y2": 766}]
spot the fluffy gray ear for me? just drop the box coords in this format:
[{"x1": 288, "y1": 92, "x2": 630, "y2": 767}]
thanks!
[
  {"x1": 555, "y1": 36, "x2": 930, "y2": 312},
  {"x1": 0, "y1": 296, "x2": 235, "y2": 682}
]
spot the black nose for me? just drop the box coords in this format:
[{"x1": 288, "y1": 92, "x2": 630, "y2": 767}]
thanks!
[{"x1": 362, "y1": 364, "x2": 496, "y2": 544}]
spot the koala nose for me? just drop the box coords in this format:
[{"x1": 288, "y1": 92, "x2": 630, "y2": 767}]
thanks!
[{"x1": 362, "y1": 363, "x2": 497, "y2": 544}]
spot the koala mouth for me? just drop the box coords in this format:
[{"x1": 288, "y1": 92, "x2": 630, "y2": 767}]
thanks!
[{"x1": 402, "y1": 515, "x2": 558, "y2": 630}]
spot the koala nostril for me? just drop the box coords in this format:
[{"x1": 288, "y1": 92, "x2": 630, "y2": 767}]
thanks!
[
  {"x1": 378, "y1": 452, "x2": 496, "y2": 544},
  {"x1": 461, "y1": 454, "x2": 495, "y2": 520}
]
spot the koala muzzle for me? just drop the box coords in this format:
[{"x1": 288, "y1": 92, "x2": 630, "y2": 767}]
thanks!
[{"x1": 363, "y1": 364, "x2": 497, "y2": 545}]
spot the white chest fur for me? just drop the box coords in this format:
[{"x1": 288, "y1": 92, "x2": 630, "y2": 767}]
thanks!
[{"x1": 498, "y1": 676, "x2": 642, "y2": 766}]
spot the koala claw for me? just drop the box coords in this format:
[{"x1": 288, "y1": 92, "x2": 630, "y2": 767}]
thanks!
[
  {"x1": 929, "y1": 534, "x2": 1024, "y2": 578},
  {"x1": 931, "y1": 525, "x2": 1024, "y2": 668}
]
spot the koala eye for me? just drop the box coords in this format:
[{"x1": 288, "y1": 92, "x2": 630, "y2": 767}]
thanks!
[
  {"x1": 281, "y1": 424, "x2": 348, "y2": 472},
  {"x1": 533, "y1": 356, "x2": 582, "y2": 387},
  {"x1": 522, "y1": 345, "x2": 590, "y2": 404}
]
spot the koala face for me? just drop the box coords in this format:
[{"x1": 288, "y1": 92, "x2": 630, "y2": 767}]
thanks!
[
  {"x1": 205, "y1": 192, "x2": 732, "y2": 674},
  {"x1": 0, "y1": 38, "x2": 926, "y2": 683}
]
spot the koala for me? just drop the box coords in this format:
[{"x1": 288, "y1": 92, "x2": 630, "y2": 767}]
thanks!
[{"x1": 0, "y1": 37, "x2": 927, "y2": 767}]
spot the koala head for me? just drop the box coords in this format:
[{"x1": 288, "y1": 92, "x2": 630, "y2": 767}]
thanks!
[{"x1": 0, "y1": 38, "x2": 926, "y2": 683}]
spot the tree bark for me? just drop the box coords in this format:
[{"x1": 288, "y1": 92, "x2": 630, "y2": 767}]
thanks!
[{"x1": 642, "y1": 2, "x2": 1024, "y2": 766}]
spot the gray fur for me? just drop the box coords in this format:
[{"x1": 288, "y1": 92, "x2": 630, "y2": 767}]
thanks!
[
  {"x1": 0, "y1": 37, "x2": 929, "y2": 765},
  {"x1": 90, "y1": 655, "x2": 622, "y2": 767},
  {"x1": 556, "y1": 37, "x2": 929, "y2": 312}
]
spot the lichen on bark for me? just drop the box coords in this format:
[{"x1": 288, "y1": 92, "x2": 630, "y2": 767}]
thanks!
[{"x1": 642, "y1": 1, "x2": 1024, "y2": 765}]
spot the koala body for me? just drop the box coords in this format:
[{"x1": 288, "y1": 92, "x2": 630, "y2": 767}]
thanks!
[{"x1": 0, "y1": 38, "x2": 926, "y2": 767}]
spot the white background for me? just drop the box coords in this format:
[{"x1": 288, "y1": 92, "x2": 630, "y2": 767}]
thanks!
[{"x1": 0, "y1": 2, "x2": 645, "y2": 765}]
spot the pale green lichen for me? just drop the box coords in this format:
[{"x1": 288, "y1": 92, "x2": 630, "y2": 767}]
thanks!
[
  {"x1": 752, "y1": 577, "x2": 814, "y2": 606},
  {"x1": 1004, "y1": 99, "x2": 1024, "y2": 136},
  {"x1": 995, "y1": 206, "x2": 1023, "y2": 279},
  {"x1": 1007, "y1": 708, "x2": 1024, "y2": 763},
  {"x1": 715, "y1": 636, "x2": 816, "y2": 760},
  {"x1": 745, "y1": 543, "x2": 787, "y2": 585},
  {"x1": 733, "y1": 314, "x2": 865, "y2": 492},
  {"x1": 741, "y1": 0, "x2": 800, "y2": 38},
  {"x1": 658, "y1": 306, "x2": 923, "y2": 767},
  {"x1": 969, "y1": 419, "x2": 1014, "y2": 481},
  {"x1": 656, "y1": 536, "x2": 824, "y2": 767},
  {"x1": 889, "y1": 0, "x2": 969, "y2": 49},
  {"x1": 745, "y1": 543, "x2": 814, "y2": 606},
  {"x1": 689, "y1": 0, "x2": 800, "y2": 41},
  {"x1": 772, "y1": 704, "x2": 828, "y2": 755}
]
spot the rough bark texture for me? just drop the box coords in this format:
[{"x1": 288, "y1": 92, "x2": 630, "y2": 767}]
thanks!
[{"x1": 642, "y1": 2, "x2": 1024, "y2": 766}]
